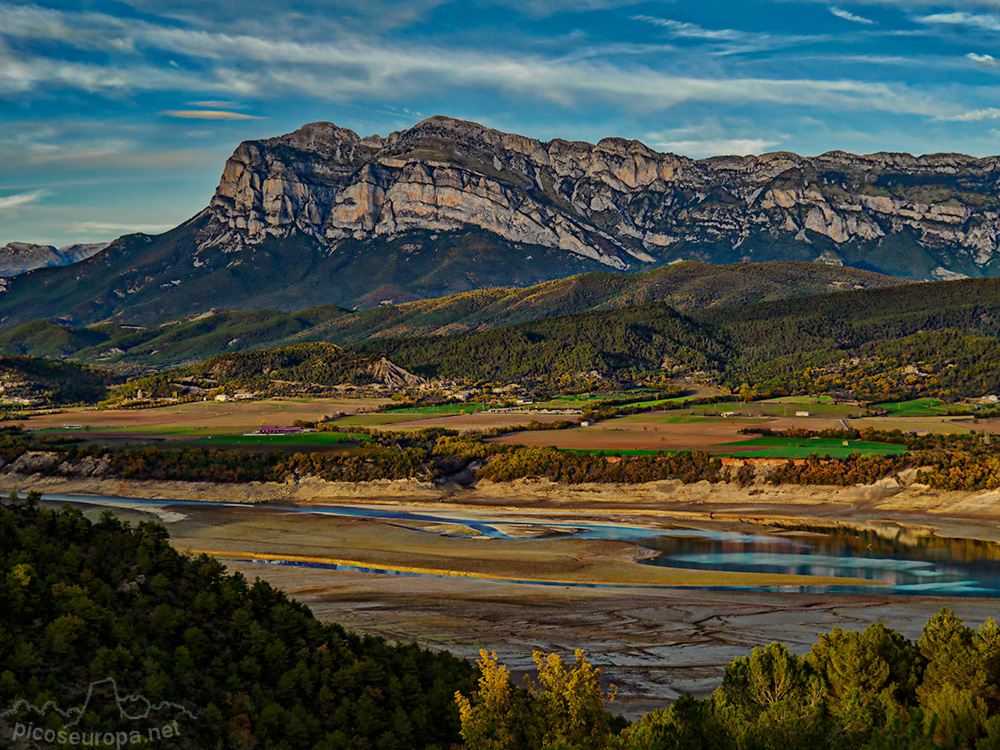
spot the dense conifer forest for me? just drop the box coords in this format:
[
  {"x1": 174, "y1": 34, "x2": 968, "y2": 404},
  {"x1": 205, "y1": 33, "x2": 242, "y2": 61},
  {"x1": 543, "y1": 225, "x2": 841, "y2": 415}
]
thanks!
[{"x1": 0, "y1": 494, "x2": 474, "y2": 749}]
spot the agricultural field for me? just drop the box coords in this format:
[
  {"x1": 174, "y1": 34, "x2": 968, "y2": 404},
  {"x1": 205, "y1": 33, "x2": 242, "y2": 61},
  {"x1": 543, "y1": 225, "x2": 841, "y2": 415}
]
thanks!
[
  {"x1": 18, "y1": 389, "x2": 999, "y2": 456},
  {"x1": 20, "y1": 397, "x2": 391, "y2": 443},
  {"x1": 491, "y1": 422, "x2": 910, "y2": 458},
  {"x1": 489, "y1": 419, "x2": 762, "y2": 453},
  {"x1": 184, "y1": 431, "x2": 372, "y2": 451},
  {"x1": 718, "y1": 436, "x2": 907, "y2": 459},
  {"x1": 332, "y1": 403, "x2": 491, "y2": 426},
  {"x1": 873, "y1": 398, "x2": 973, "y2": 417},
  {"x1": 339, "y1": 412, "x2": 582, "y2": 433},
  {"x1": 848, "y1": 415, "x2": 991, "y2": 434}
]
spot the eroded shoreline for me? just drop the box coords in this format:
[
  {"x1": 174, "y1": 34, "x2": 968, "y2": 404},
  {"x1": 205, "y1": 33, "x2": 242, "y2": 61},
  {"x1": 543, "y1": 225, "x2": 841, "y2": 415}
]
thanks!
[{"x1": 8, "y1": 472, "x2": 1000, "y2": 543}]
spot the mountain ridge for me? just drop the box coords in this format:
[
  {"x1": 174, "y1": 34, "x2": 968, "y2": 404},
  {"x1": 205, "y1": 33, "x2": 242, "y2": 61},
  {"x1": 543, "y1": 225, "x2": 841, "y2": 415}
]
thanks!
[
  {"x1": 3, "y1": 115, "x2": 1000, "y2": 328},
  {"x1": 200, "y1": 115, "x2": 1000, "y2": 278}
]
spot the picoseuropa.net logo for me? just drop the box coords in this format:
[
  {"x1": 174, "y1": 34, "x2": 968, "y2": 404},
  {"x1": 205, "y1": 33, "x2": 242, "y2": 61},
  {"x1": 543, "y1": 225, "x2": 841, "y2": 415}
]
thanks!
[{"x1": 0, "y1": 677, "x2": 198, "y2": 748}]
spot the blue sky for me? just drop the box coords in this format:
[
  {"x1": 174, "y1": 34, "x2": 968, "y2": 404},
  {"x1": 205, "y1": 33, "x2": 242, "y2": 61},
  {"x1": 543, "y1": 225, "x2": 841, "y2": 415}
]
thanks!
[{"x1": 4, "y1": 0, "x2": 1000, "y2": 246}]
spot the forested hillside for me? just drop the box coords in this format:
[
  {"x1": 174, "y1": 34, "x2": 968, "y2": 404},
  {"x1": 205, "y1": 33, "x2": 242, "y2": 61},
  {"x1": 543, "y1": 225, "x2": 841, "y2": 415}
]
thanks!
[
  {"x1": 0, "y1": 356, "x2": 113, "y2": 406},
  {"x1": 11, "y1": 270, "x2": 1000, "y2": 405},
  {"x1": 107, "y1": 273, "x2": 1000, "y2": 403},
  {"x1": 0, "y1": 494, "x2": 474, "y2": 749},
  {"x1": 0, "y1": 261, "x2": 897, "y2": 368}
]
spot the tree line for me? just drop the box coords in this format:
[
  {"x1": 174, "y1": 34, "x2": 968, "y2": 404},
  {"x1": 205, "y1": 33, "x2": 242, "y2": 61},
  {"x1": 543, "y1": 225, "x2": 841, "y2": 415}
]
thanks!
[{"x1": 12, "y1": 422, "x2": 1000, "y2": 491}]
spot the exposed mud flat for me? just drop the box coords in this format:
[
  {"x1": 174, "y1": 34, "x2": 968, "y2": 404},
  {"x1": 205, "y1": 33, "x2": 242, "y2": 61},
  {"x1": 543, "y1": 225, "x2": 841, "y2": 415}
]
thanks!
[{"x1": 222, "y1": 563, "x2": 1000, "y2": 719}]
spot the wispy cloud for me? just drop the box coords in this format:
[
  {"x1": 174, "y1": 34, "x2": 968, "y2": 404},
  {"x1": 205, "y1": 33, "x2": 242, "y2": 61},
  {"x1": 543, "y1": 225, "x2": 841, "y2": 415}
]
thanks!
[
  {"x1": 630, "y1": 16, "x2": 744, "y2": 41},
  {"x1": 187, "y1": 100, "x2": 247, "y2": 108},
  {"x1": 967, "y1": 52, "x2": 999, "y2": 65},
  {"x1": 0, "y1": 189, "x2": 48, "y2": 210},
  {"x1": 829, "y1": 7, "x2": 875, "y2": 24},
  {"x1": 628, "y1": 13, "x2": 830, "y2": 57},
  {"x1": 69, "y1": 221, "x2": 174, "y2": 235},
  {"x1": 162, "y1": 109, "x2": 263, "y2": 120},
  {"x1": 0, "y1": 6, "x2": 951, "y2": 119},
  {"x1": 942, "y1": 107, "x2": 1000, "y2": 121}
]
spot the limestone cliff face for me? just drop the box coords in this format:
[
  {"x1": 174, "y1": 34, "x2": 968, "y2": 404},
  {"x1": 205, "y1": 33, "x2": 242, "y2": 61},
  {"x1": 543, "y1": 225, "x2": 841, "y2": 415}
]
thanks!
[{"x1": 199, "y1": 116, "x2": 1000, "y2": 278}]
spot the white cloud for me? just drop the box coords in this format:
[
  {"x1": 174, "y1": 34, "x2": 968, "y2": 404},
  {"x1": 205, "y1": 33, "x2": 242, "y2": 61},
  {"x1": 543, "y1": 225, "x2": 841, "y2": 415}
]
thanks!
[
  {"x1": 942, "y1": 107, "x2": 1000, "y2": 121},
  {"x1": 188, "y1": 100, "x2": 247, "y2": 108},
  {"x1": 967, "y1": 52, "x2": 999, "y2": 64},
  {"x1": 0, "y1": 189, "x2": 48, "y2": 210},
  {"x1": 786, "y1": 0, "x2": 1000, "y2": 7},
  {"x1": 630, "y1": 16, "x2": 745, "y2": 41},
  {"x1": 917, "y1": 12, "x2": 1000, "y2": 31},
  {"x1": 648, "y1": 138, "x2": 784, "y2": 157},
  {"x1": 829, "y1": 7, "x2": 875, "y2": 24},
  {"x1": 161, "y1": 109, "x2": 263, "y2": 120},
  {"x1": 0, "y1": 4, "x2": 972, "y2": 122}
]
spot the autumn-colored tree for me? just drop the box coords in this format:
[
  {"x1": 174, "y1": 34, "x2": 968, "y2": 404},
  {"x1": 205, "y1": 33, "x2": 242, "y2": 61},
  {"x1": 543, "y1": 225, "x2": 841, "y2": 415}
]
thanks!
[
  {"x1": 455, "y1": 650, "x2": 531, "y2": 750},
  {"x1": 456, "y1": 649, "x2": 616, "y2": 750},
  {"x1": 526, "y1": 649, "x2": 615, "y2": 750}
]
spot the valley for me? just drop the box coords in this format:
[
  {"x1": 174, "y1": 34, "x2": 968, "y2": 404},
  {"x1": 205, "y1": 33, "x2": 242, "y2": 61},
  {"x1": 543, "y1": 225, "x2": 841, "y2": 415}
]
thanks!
[{"x1": 11, "y1": 1, "x2": 1000, "y2": 744}]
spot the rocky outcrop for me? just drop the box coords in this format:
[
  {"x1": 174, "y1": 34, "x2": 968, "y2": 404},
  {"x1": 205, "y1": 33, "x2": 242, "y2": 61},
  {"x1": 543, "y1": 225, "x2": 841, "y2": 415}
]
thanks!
[
  {"x1": 0, "y1": 241, "x2": 108, "y2": 277},
  {"x1": 369, "y1": 357, "x2": 424, "y2": 389},
  {"x1": 198, "y1": 116, "x2": 1000, "y2": 278}
]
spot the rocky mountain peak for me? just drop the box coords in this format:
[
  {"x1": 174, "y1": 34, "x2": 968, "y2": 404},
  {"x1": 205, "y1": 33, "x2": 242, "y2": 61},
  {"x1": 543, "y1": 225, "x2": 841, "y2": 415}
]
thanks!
[{"x1": 276, "y1": 121, "x2": 362, "y2": 151}]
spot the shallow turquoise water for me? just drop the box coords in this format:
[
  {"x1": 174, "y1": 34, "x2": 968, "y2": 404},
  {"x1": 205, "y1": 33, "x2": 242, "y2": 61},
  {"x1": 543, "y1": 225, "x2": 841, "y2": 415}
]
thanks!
[{"x1": 640, "y1": 531, "x2": 1000, "y2": 596}]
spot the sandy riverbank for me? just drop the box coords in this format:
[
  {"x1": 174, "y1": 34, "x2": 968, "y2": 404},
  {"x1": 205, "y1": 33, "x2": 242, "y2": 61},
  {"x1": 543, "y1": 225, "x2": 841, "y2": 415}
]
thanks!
[{"x1": 8, "y1": 471, "x2": 1000, "y2": 542}]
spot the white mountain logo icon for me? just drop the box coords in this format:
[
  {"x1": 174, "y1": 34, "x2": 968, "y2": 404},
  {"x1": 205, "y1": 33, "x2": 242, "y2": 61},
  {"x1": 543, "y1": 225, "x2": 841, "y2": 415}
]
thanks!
[
  {"x1": 1, "y1": 678, "x2": 198, "y2": 746},
  {"x1": 0, "y1": 677, "x2": 197, "y2": 726}
]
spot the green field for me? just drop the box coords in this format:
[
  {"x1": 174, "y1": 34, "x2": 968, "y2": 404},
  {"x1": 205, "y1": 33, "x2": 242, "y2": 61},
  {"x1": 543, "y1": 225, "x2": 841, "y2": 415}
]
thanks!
[
  {"x1": 719, "y1": 437, "x2": 908, "y2": 459},
  {"x1": 334, "y1": 403, "x2": 491, "y2": 425},
  {"x1": 559, "y1": 437, "x2": 906, "y2": 459},
  {"x1": 185, "y1": 431, "x2": 370, "y2": 447},
  {"x1": 763, "y1": 395, "x2": 837, "y2": 405},
  {"x1": 873, "y1": 398, "x2": 973, "y2": 417},
  {"x1": 527, "y1": 397, "x2": 608, "y2": 409},
  {"x1": 621, "y1": 395, "x2": 701, "y2": 408},
  {"x1": 383, "y1": 403, "x2": 492, "y2": 415},
  {"x1": 613, "y1": 401, "x2": 858, "y2": 419}
]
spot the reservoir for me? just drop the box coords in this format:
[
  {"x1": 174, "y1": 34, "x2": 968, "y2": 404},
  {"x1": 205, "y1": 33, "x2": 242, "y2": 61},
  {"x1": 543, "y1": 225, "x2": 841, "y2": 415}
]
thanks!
[{"x1": 33, "y1": 492, "x2": 1000, "y2": 597}]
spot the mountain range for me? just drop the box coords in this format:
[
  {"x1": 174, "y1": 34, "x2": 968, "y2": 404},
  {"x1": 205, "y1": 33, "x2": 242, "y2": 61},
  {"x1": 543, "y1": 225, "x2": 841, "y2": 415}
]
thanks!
[
  {"x1": 4, "y1": 115, "x2": 1000, "y2": 329},
  {"x1": 0, "y1": 241, "x2": 108, "y2": 279}
]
